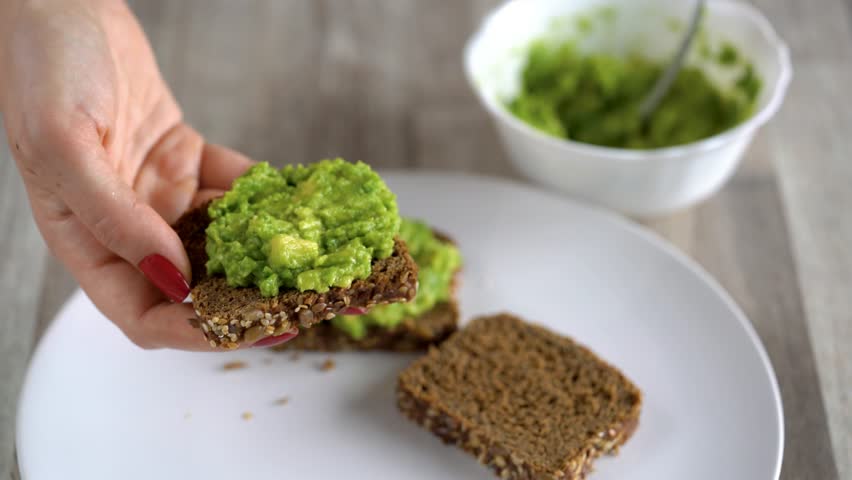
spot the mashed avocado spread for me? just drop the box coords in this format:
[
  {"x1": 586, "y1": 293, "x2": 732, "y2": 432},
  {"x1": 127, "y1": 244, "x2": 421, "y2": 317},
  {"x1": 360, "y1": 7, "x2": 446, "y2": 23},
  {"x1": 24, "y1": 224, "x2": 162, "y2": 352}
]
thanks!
[
  {"x1": 332, "y1": 219, "x2": 461, "y2": 339},
  {"x1": 205, "y1": 159, "x2": 399, "y2": 296},
  {"x1": 508, "y1": 40, "x2": 761, "y2": 149}
]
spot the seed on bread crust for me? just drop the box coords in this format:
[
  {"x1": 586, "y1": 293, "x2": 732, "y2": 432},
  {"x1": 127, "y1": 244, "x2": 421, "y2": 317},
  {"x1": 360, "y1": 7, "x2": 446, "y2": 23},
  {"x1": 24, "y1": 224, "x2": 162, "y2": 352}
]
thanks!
[{"x1": 243, "y1": 325, "x2": 270, "y2": 344}]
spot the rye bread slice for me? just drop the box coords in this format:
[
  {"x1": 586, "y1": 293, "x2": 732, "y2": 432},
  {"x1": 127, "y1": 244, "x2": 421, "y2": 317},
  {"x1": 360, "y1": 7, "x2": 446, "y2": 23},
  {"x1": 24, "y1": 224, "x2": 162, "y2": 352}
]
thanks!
[
  {"x1": 275, "y1": 229, "x2": 462, "y2": 352},
  {"x1": 273, "y1": 300, "x2": 459, "y2": 352},
  {"x1": 397, "y1": 314, "x2": 642, "y2": 480},
  {"x1": 173, "y1": 203, "x2": 418, "y2": 349}
]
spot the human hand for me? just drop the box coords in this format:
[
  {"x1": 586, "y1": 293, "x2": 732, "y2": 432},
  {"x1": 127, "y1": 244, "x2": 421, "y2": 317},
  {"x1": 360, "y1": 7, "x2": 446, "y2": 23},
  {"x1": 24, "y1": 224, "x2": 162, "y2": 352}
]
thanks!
[{"x1": 0, "y1": 0, "x2": 286, "y2": 350}]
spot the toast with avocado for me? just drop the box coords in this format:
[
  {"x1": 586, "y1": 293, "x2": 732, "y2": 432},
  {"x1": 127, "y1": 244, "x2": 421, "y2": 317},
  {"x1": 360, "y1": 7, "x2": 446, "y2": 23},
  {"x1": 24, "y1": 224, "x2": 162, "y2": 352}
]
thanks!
[
  {"x1": 274, "y1": 223, "x2": 462, "y2": 352},
  {"x1": 173, "y1": 160, "x2": 418, "y2": 349}
]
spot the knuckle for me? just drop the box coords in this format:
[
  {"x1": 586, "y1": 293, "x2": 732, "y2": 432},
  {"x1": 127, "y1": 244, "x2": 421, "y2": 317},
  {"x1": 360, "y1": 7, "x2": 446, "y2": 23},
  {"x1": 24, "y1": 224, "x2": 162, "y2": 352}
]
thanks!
[
  {"x1": 154, "y1": 124, "x2": 203, "y2": 175},
  {"x1": 88, "y1": 196, "x2": 147, "y2": 256},
  {"x1": 90, "y1": 212, "x2": 131, "y2": 254},
  {"x1": 30, "y1": 109, "x2": 104, "y2": 158},
  {"x1": 34, "y1": 113, "x2": 85, "y2": 149}
]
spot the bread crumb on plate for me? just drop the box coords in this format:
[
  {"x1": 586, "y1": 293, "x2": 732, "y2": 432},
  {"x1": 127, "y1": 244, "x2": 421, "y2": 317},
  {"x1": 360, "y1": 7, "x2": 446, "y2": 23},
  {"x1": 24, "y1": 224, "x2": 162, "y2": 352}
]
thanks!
[
  {"x1": 222, "y1": 360, "x2": 247, "y2": 371},
  {"x1": 319, "y1": 358, "x2": 335, "y2": 371}
]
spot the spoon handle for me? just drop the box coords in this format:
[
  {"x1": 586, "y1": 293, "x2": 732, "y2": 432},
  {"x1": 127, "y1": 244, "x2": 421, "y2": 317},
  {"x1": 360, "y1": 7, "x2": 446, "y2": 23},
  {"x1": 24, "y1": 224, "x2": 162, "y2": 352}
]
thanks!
[{"x1": 639, "y1": 0, "x2": 707, "y2": 120}]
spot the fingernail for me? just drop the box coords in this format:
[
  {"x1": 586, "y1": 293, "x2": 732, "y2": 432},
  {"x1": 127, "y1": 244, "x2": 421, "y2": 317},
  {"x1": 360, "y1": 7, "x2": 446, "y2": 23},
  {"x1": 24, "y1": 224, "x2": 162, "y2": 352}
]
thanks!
[
  {"x1": 341, "y1": 307, "x2": 368, "y2": 315},
  {"x1": 138, "y1": 254, "x2": 190, "y2": 303},
  {"x1": 252, "y1": 329, "x2": 299, "y2": 348}
]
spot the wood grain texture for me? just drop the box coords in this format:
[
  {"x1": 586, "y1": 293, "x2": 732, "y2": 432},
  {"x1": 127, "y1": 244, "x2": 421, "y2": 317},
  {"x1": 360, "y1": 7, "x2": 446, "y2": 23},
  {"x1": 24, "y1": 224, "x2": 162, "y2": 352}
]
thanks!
[
  {"x1": 646, "y1": 170, "x2": 840, "y2": 480},
  {"x1": 745, "y1": 0, "x2": 852, "y2": 476},
  {"x1": 695, "y1": 179, "x2": 839, "y2": 480},
  {"x1": 748, "y1": 0, "x2": 852, "y2": 63},
  {"x1": 3, "y1": 0, "x2": 850, "y2": 478},
  {"x1": 765, "y1": 65, "x2": 852, "y2": 480}
]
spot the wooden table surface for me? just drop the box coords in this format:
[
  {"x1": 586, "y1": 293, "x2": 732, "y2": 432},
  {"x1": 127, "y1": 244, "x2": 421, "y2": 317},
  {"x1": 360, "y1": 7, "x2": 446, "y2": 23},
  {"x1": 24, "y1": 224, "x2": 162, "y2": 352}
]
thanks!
[{"x1": 2, "y1": 1, "x2": 850, "y2": 478}]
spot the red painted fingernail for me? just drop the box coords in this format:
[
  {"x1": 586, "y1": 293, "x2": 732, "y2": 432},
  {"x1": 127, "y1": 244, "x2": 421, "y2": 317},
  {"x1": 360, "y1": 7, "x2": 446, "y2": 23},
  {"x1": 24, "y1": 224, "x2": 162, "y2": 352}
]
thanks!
[
  {"x1": 252, "y1": 330, "x2": 299, "y2": 348},
  {"x1": 138, "y1": 254, "x2": 190, "y2": 303},
  {"x1": 341, "y1": 307, "x2": 368, "y2": 315}
]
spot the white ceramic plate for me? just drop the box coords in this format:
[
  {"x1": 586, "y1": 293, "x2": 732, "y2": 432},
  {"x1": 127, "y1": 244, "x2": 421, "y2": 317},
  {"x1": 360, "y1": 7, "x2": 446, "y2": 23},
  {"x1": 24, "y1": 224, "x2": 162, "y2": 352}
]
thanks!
[{"x1": 17, "y1": 172, "x2": 783, "y2": 480}]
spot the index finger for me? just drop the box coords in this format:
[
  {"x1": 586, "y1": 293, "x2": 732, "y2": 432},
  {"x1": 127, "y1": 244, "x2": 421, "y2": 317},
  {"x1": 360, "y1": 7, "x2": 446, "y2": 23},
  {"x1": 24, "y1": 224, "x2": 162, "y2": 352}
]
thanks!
[
  {"x1": 199, "y1": 143, "x2": 255, "y2": 191},
  {"x1": 29, "y1": 198, "x2": 213, "y2": 350}
]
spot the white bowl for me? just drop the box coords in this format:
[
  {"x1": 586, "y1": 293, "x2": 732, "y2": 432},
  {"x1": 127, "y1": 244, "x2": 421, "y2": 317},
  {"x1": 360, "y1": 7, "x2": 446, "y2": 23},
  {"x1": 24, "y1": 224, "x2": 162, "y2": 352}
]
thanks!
[{"x1": 464, "y1": 0, "x2": 792, "y2": 216}]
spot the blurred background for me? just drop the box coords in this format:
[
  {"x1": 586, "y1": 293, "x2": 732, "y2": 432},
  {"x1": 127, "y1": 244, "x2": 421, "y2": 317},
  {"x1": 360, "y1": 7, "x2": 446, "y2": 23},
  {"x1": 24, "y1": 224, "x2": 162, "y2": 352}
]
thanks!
[{"x1": 1, "y1": 1, "x2": 849, "y2": 479}]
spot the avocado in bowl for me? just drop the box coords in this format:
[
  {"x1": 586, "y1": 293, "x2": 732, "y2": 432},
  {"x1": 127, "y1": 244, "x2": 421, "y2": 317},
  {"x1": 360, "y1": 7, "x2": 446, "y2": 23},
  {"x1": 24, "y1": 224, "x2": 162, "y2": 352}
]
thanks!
[{"x1": 464, "y1": 0, "x2": 791, "y2": 216}]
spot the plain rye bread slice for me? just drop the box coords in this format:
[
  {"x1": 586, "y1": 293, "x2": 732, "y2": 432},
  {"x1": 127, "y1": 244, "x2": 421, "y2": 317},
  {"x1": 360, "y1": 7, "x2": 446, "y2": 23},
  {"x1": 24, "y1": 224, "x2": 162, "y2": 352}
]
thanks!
[
  {"x1": 397, "y1": 314, "x2": 642, "y2": 480},
  {"x1": 172, "y1": 203, "x2": 418, "y2": 349}
]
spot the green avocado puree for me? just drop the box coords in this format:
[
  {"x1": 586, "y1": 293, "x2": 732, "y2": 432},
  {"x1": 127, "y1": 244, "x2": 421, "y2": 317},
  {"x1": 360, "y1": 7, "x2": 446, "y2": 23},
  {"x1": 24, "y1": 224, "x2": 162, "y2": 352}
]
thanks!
[
  {"x1": 331, "y1": 219, "x2": 462, "y2": 339},
  {"x1": 508, "y1": 40, "x2": 761, "y2": 149},
  {"x1": 204, "y1": 159, "x2": 400, "y2": 296}
]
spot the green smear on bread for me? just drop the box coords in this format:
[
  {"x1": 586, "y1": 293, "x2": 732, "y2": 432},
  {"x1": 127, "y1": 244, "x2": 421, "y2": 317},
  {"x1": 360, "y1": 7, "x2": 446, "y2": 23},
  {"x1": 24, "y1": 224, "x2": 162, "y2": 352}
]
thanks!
[
  {"x1": 332, "y1": 218, "x2": 462, "y2": 339},
  {"x1": 204, "y1": 159, "x2": 399, "y2": 296}
]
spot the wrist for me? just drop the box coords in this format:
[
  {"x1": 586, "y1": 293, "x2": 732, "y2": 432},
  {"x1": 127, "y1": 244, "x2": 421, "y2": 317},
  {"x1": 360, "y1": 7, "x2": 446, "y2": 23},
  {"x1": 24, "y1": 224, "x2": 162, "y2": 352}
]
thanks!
[
  {"x1": 0, "y1": 2, "x2": 18, "y2": 104},
  {"x1": 0, "y1": 0, "x2": 24, "y2": 106},
  {"x1": 1, "y1": 0, "x2": 24, "y2": 23}
]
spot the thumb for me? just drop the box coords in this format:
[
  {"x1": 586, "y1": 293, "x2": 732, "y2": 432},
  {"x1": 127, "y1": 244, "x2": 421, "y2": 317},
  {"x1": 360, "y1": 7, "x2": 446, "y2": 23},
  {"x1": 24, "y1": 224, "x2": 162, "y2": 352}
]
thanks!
[{"x1": 60, "y1": 142, "x2": 192, "y2": 303}]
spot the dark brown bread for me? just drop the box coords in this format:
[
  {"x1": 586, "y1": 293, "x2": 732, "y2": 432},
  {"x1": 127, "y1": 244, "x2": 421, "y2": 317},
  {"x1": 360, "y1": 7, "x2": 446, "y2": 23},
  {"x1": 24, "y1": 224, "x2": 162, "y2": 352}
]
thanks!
[
  {"x1": 275, "y1": 230, "x2": 462, "y2": 352},
  {"x1": 273, "y1": 300, "x2": 459, "y2": 352},
  {"x1": 173, "y1": 203, "x2": 418, "y2": 349},
  {"x1": 397, "y1": 314, "x2": 642, "y2": 480}
]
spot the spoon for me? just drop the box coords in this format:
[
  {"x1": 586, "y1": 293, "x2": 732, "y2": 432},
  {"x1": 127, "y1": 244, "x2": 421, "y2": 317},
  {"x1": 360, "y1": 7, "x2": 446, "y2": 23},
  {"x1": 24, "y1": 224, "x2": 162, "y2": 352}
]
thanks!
[{"x1": 638, "y1": 0, "x2": 707, "y2": 121}]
